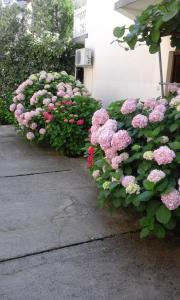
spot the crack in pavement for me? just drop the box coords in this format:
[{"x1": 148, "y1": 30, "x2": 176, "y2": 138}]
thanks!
[
  {"x1": 0, "y1": 230, "x2": 139, "y2": 264},
  {"x1": 0, "y1": 169, "x2": 72, "y2": 179}
]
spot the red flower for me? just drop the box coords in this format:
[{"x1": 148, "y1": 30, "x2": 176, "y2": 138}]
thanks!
[
  {"x1": 88, "y1": 146, "x2": 95, "y2": 155},
  {"x1": 43, "y1": 112, "x2": 54, "y2": 122},
  {"x1": 87, "y1": 155, "x2": 94, "y2": 168},
  {"x1": 77, "y1": 119, "x2": 85, "y2": 126},
  {"x1": 69, "y1": 119, "x2": 75, "y2": 124}
]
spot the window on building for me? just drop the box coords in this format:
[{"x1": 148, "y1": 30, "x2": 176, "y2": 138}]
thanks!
[
  {"x1": 76, "y1": 67, "x2": 84, "y2": 83},
  {"x1": 171, "y1": 52, "x2": 180, "y2": 83}
]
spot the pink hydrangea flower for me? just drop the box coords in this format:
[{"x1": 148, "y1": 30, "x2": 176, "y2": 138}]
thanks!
[
  {"x1": 147, "y1": 170, "x2": 166, "y2": 183},
  {"x1": 104, "y1": 147, "x2": 117, "y2": 160},
  {"x1": 111, "y1": 156, "x2": 122, "y2": 169},
  {"x1": 15, "y1": 109, "x2": 23, "y2": 117},
  {"x1": 168, "y1": 83, "x2": 178, "y2": 94},
  {"x1": 16, "y1": 103, "x2": 24, "y2": 111},
  {"x1": 104, "y1": 119, "x2": 118, "y2": 131},
  {"x1": 39, "y1": 128, "x2": 46, "y2": 135},
  {"x1": 9, "y1": 104, "x2": 16, "y2": 112},
  {"x1": 154, "y1": 104, "x2": 166, "y2": 113},
  {"x1": 121, "y1": 176, "x2": 136, "y2": 188},
  {"x1": 111, "y1": 153, "x2": 129, "y2": 169},
  {"x1": 157, "y1": 98, "x2": 168, "y2": 105},
  {"x1": 98, "y1": 129, "x2": 114, "y2": 150},
  {"x1": 30, "y1": 96, "x2": 36, "y2": 106},
  {"x1": 52, "y1": 96, "x2": 57, "y2": 103},
  {"x1": 48, "y1": 103, "x2": 55, "y2": 110},
  {"x1": 161, "y1": 189, "x2": 180, "y2": 210},
  {"x1": 43, "y1": 98, "x2": 51, "y2": 106},
  {"x1": 90, "y1": 131, "x2": 99, "y2": 145},
  {"x1": 131, "y1": 114, "x2": 148, "y2": 128},
  {"x1": 43, "y1": 112, "x2": 54, "y2": 122},
  {"x1": 92, "y1": 170, "x2": 100, "y2": 179},
  {"x1": 16, "y1": 93, "x2": 25, "y2": 101},
  {"x1": 153, "y1": 146, "x2": 176, "y2": 165},
  {"x1": 90, "y1": 125, "x2": 99, "y2": 134},
  {"x1": 149, "y1": 110, "x2": 164, "y2": 123},
  {"x1": 30, "y1": 122, "x2": 37, "y2": 130},
  {"x1": 121, "y1": 99, "x2": 137, "y2": 115},
  {"x1": 26, "y1": 132, "x2": 35, "y2": 140},
  {"x1": 143, "y1": 98, "x2": 157, "y2": 110},
  {"x1": 111, "y1": 130, "x2": 132, "y2": 151},
  {"x1": 57, "y1": 90, "x2": 65, "y2": 97},
  {"x1": 92, "y1": 108, "x2": 109, "y2": 126}
]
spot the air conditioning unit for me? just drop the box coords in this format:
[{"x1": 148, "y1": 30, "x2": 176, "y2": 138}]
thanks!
[{"x1": 75, "y1": 48, "x2": 92, "y2": 67}]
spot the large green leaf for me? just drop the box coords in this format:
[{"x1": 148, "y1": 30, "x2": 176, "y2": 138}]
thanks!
[
  {"x1": 153, "y1": 223, "x2": 166, "y2": 239},
  {"x1": 138, "y1": 191, "x2": 154, "y2": 202},
  {"x1": 156, "y1": 205, "x2": 172, "y2": 224},
  {"x1": 113, "y1": 26, "x2": 126, "y2": 38}
]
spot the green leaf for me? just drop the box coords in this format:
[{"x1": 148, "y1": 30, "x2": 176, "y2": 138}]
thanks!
[
  {"x1": 151, "y1": 29, "x2": 160, "y2": 43},
  {"x1": 146, "y1": 200, "x2": 161, "y2": 216},
  {"x1": 153, "y1": 223, "x2": 166, "y2": 239},
  {"x1": 138, "y1": 191, "x2": 154, "y2": 202},
  {"x1": 140, "y1": 227, "x2": 150, "y2": 239},
  {"x1": 124, "y1": 34, "x2": 137, "y2": 49},
  {"x1": 169, "y1": 122, "x2": 179, "y2": 132},
  {"x1": 162, "y1": 9, "x2": 179, "y2": 22},
  {"x1": 149, "y1": 44, "x2": 159, "y2": 54},
  {"x1": 113, "y1": 26, "x2": 125, "y2": 38},
  {"x1": 169, "y1": 141, "x2": 180, "y2": 150},
  {"x1": 164, "y1": 218, "x2": 176, "y2": 230},
  {"x1": 113, "y1": 197, "x2": 122, "y2": 208},
  {"x1": 156, "y1": 205, "x2": 172, "y2": 224},
  {"x1": 143, "y1": 180, "x2": 155, "y2": 191},
  {"x1": 156, "y1": 178, "x2": 169, "y2": 192}
]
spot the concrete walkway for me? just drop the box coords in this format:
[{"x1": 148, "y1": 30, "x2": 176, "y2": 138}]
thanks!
[{"x1": 0, "y1": 125, "x2": 180, "y2": 300}]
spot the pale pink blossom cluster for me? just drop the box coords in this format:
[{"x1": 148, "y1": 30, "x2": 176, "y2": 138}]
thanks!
[
  {"x1": 121, "y1": 176, "x2": 136, "y2": 188},
  {"x1": 121, "y1": 98, "x2": 137, "y2": 115},
  {"x1": 111, "y1": 130, "x2": 132, "y2": 151},
  {"x1": 91, "y1": 115, "x2": 117, "y2": 151},
  {"x1": 90, "y1": 109, "x2": 131, "y2": 165},
  {"x1": 149, "y1": 109, "x2": 165, "y2": 123},
  {"x1": 39, "y1": 128, "x2": 46, "y2": 135},
  {"x1": 92, "y1": 108, "x2": 109, "y2": 126},
  {"x1": 15, "y1": 79, "x2": 33, "y2": 94},
  {"x1": 26, "y1": 132, "x2": 35, "y2": 141},
  {"x1": 143, "y1": 98, "x2": 157, "y2": 110},
  {"x1": 168, "y1": 83, "x2": 179, "y2": 94},
  {"x1": 147, "y1": 170, "x2": 166, "y2": 183},
  {"x1": 104, "y1": 147, "x2": 117, "y2": 160},
  {"x1": 98, "y1": 129, "x2": 114, "y2": 150},
  {"x1": 131, "y1": 114, "x2": 148, "y2": 128},
  {"x1": 56, "y1": 81, "x2": 88, "y2": 98},
  {"x1": 161, "y1": 189, "x2": 180, "y2": 210},
  {"x1": 30, "y1": 89, "x2": 49, "y2": 106},
  {"x1": 111, "y1": 153, "x2": 129, "y2": 169},
  {"x1": 153, "y1": 146, "x2": 176, "y2": 165},
  {"x1": 92, "y1": 170, "x2": 100, "y2": 179}
]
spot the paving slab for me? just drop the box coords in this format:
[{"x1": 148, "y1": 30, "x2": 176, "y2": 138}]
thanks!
[
  {"x1": 0, "y1": 126, "x2": 85, "y2": 176},
  {"x1": 0, "y1": 169, "x2": 138, "y2": 261},
  {"x1": 0, "y1": 233, "x2": 179, "y2": 300}
]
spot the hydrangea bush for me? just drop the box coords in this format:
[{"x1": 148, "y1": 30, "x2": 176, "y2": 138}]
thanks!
[
  {"x1": 87, "y1": 85, "x2": 180, "y2": 238},
  {"x1": 10, "y1": 71, "x2": 100, "y2": 156}
]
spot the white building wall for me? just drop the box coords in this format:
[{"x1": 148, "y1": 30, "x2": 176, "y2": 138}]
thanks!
[{"x1": 84, "y1": 0, "x2": 174, "y2": 106}]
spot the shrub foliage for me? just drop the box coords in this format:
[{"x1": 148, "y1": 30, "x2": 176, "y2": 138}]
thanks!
[
  {"x1": 87, "y1": 87, "x2": 180, "y2": 238},
  {"x1": 10, "y1": 71, "x2": 100, "y2": 156}
]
